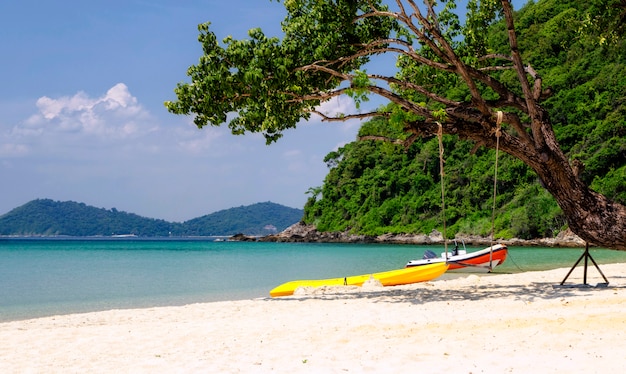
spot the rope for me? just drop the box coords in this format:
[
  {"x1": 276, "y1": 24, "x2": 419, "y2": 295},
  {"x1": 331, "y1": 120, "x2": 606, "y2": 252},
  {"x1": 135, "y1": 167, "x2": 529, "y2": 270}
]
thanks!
[
  {"x1": 489, "y1": 111, "x2": 503, "y2": 269},
  {"x1": 436, "y1": 122, "x2": 448, "y2": 258},
  {"x1": 505, "y1": 250, "x2": 524, "y2": 272},
  {"x1": 437, "y1": 114, "x2": 501, "y2": 268}
]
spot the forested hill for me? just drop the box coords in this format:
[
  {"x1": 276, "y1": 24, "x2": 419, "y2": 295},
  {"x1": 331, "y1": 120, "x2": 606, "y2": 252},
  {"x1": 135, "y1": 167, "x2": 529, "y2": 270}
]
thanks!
[
  {"x1": 303, "y1": 0, "x2": 626, "y2": 240},
  {"x1": 0, "y1": 199, "x2": 303, "y2": 237},
  {"x1": 183, "y1": 202, "x2": 304, "y2": 236}
]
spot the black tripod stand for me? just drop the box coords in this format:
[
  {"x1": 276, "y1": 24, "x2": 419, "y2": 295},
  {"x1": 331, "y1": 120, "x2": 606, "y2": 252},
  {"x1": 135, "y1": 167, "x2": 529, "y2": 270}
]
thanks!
[{"x1": 559, "y1": 242, "x2": 609, "y2": 286}]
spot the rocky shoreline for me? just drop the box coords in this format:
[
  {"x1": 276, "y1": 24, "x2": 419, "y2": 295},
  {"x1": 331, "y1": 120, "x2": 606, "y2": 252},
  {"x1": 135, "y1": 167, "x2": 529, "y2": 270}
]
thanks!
[{"x1": 233, "y1": 222, "x2": 587, "y2": 247}]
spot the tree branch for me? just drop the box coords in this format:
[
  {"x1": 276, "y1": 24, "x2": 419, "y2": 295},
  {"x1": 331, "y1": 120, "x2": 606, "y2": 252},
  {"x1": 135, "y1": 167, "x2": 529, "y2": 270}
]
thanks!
[
  {"x1": 311, "y1": 110, "x2": 381, "y2": 122},
  {"x1": 359, "y1": 132, "x2": 421, "y2": 149},
  {"x1": 358, "y1": 135, "x2": 404, "y2": 144},
  {"x1": 502, "y1": 0, "x2": 545, "y2": 149},
  {"x1": 373, "y1": 74, "x2": 461, "y2": 106}
]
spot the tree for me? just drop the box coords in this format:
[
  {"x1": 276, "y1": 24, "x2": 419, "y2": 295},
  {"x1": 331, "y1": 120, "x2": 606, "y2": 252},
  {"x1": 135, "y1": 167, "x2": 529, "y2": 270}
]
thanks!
[{"x1": 165, "y1": 0, "x2": 626, "y2": 250}]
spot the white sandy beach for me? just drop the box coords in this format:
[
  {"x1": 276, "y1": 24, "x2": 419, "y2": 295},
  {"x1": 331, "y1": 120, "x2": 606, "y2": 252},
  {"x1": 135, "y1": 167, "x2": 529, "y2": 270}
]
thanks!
[{"x1": 1, "y1": 264, "x2": 625, "y2": 373}]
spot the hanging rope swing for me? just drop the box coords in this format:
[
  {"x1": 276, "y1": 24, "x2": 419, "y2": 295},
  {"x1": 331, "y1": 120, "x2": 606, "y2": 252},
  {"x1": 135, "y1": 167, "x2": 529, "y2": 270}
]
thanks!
[
  {"x1": 489, "y1": 111, "x2": 503, "y2": 269},
  {"x1": 436, "y1": 122, "x2": 448, "y2": 258},
  {"x1": 435, "y1": 112, "x2": 503, "y2": 269}
]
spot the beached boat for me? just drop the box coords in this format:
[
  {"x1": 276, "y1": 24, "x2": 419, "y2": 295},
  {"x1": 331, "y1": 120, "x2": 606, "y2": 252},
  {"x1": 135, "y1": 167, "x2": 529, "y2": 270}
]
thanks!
[
  {"x1": 269, "y1": 262, "x2": 448, "y2": 297},
  {"x1": 405, "y1": 243, "x2": 508, "y2": 272}
]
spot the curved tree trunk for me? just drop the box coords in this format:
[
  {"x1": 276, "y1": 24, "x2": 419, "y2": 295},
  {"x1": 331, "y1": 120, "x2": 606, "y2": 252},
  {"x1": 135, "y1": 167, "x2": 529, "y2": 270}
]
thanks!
[
  {"x1": 539, "y1": 162, "x2": 626, "y2": 251},
  {"x1": 509, "y1": 125, "x2": 626, "y2": 251}
]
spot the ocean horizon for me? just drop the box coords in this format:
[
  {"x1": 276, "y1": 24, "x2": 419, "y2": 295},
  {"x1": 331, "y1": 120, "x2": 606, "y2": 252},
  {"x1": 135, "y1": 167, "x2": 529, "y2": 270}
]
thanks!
[{"x1": 2, "y1": 238, "x2": 626, "y2": 322}]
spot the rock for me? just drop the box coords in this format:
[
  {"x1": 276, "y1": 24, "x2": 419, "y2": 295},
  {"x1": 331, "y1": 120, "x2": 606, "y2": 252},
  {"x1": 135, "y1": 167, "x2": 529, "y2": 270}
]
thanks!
[
  {"x1": 258, "y1": 223, "x2": 587, "y2": 247},
  {"x1": 229, "y1": 233, "x2": 258, "y2": 242},
  {"x1": 258, "y1": 222, "x2": 375, "y2": 243}
]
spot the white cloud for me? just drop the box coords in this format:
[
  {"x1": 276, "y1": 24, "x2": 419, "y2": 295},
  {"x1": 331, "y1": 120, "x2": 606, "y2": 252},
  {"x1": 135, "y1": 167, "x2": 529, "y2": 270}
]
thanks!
[
  {"x1": 313, "y1": 96, "x2": 363, "y2": 134},
  {"x1": 283, "y1": 149, "x2": 302, "y2": 158},
  {"x1": 0, "y1": 83, "x2": 162, "y2": 161},
  {"x1": 23, "y1": 83, "x2": 155, "y2": 139},
  {"x1": 37, "y1": 92, "x2": 92, "y2": 120},
  {"x1": 0, "y1": 143, "x2": 28, "y2": 157},
  {"x1": 281, "y1": 149, "x2": 305, "y2": 172},
  {"x1": 175, "y1": 120, "x2": 226, "y2": 155},
  {"x1": 315, "y1": 96, "x2": 356, "y2": 119},
  {"x1": 102, "y1": 83, "x2": 137, "y2": 110}
]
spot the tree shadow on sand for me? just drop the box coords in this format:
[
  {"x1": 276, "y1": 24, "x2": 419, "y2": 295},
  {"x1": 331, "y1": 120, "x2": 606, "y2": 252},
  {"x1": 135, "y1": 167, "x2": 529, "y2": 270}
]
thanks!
[{"x1": 271, "y1": 274, "x2": 626, "y2": 306}]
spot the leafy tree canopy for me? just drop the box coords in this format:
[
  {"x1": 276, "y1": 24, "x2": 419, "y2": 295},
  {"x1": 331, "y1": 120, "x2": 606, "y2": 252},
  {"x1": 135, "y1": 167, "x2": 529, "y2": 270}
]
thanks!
[{"x1": 167, "y1": 0, "x2": 626, "y2": 249}]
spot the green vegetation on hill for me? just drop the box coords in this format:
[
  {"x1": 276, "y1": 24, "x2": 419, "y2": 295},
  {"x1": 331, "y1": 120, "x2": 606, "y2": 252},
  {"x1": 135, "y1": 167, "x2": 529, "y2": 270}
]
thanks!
[
  {"x1": 182, "y1": 202, "x2": 304, "y2": 236},
  {"x1": 509, "y1": 0, "x2": 626, "y2": 202},
  {"x1": 0, "y1": 199, "x2": 303, "y2": 237},
  {"x1": 304, "y1": 121, "x2": 560, "y2": 239},
  {"x1": 0, "y1": 199, "x2": 174, "y2": 237},
  {"x1": 303, "y1": 0, "x2": 626, "y2": 240}
]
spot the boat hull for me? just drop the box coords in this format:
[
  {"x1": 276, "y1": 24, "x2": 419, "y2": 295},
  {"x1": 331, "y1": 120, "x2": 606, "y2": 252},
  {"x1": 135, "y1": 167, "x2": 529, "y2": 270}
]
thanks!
[
  {"x1": 270, "y1": 262, "x2": 448, "y2": 297},
  {"x1": 406, "y1": 244, "x2": 508, "y2": 272}
]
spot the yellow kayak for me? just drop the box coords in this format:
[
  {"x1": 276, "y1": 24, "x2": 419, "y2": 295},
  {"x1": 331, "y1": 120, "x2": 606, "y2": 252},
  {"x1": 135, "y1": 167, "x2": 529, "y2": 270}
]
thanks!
[{"x1": 270, "y1": 262, "x2": 448, "y2": 297}]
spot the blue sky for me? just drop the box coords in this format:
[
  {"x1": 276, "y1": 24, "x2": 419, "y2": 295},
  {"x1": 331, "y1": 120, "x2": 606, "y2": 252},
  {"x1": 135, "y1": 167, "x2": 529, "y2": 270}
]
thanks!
[{"x1": 1, "y1": 0, "x2": 525, "y2": 222}]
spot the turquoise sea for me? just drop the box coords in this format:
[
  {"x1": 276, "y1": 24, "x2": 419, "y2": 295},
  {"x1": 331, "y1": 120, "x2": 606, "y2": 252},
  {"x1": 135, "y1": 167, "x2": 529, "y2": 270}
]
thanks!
[{"x1": 2, "y1": 238, "x2": 626, "y2": 322}]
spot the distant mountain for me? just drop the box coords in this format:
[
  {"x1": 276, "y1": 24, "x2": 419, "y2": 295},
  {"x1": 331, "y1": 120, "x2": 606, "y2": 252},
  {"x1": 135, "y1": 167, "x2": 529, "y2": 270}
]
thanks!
[
  {"x1": 0, "y1": 199, "x2": 303, "y2": 237},
  {"x1": 0, "y1": 199, "x2": 176, "y2": 237},
  {"x1": 182, "y1": 202, "x2": 304, "y2": 236}
]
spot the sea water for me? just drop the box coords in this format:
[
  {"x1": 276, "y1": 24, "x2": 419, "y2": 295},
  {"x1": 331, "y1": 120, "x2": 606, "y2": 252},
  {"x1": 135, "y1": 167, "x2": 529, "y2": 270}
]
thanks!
[{"x1": 2, "y1": 238, "x2": 626, "y2": 322}]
